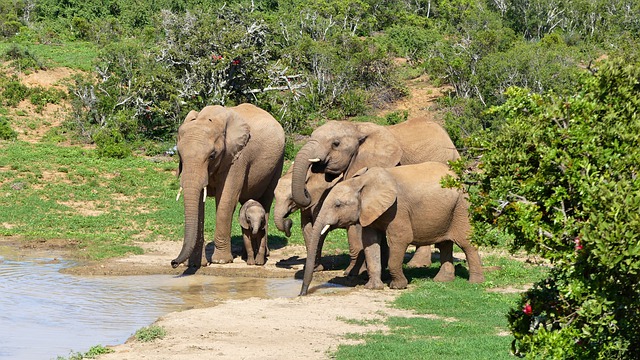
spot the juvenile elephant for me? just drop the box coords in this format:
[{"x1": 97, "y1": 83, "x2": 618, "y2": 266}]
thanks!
[
  {"x1": 273, "y1": 166, "x2": 343, "y2": 271},
  {"x1": 172, "y1": 104, "x2": 285, "y2": 268},
  {"x1": 291, "y1": 118, "x2": 460, "y2": 273},
  {"x1": 299, "y1": 162, "x2": 484, "y2": 295},
  {"x1": 239, "y1": 200, "x2": 268, "y2": 265}
]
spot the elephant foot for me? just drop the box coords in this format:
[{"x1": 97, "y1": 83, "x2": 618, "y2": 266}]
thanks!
[
  {"x1": 211, "y1": 251, "x2": 234, "y2": 264},
  {"x1": 255, "y1": 256, "x2": 266, "y2": 266},
  {"x1": 389, "y1": 277, "x2": 408, "y2": 290},
  {"x1": 469, "y1": 272, "x2": 485, "y2": 284},
  {"x1": 364, "y1": 278, "x2": 385, "y2": 290},
  {"x1": 246, "y1": 257, "x2": 256, "y2": 266},
  {"x1": 406, "y1": 247, "x2": 432, "y2": 268},
  {"x1": 313, "y1": 263, "x2": 325, "y2": 272},
  {"x1": 343, "y1": 261, "x2": 367, "y2": 277},
  {"x1": 433, "y1": 262, "x2": 455, "y2": 282},
  {"x1": 406, "y1": 256, "x2": 432, "y2": 268}
]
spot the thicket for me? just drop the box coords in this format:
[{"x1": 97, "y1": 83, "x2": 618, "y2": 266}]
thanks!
[{"x1": 451, "y1": 58, "x2": 640, "y2": 358}]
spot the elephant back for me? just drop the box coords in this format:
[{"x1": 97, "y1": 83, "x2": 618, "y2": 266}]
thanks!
[{"x1": 389, "y1": 119, "x2": 459, "y2": 165}]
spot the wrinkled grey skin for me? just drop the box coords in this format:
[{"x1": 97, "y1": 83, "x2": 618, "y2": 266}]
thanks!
[
  {"x1": 239, "y1": 199, "x2": 268, "y2": 265},
  {"x1": 273, "y1": 166, "x2": 342, "y2": 271},
  {"x1": 291, "y1": 119, "x2": 460, "y2": 275},
  {"x1": 300, "y1": 163, "x2": 484, "y2": 296},
  {"x1": 172, "y1": 104, "x2": 284, "y2": 269}
]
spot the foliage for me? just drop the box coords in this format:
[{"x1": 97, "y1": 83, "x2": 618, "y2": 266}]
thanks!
[
  {"x1": 1, "y1": 76, "x2": 29, "y2": 107},
  {"x1": 56, "y1": 345, "x2": 113, "y2": 360},
  {"x1": 0, "y1": 115, "x2": 18, "y2": 140},
  {"x1": 135, "y1": 325, "x2": 167, "y2": 342},
  {"x1": 2, "y1": 44, "x2": 46, "y2": 71},
  {"x1": 453, "y1": 59, "x2": 640, "y2": 358}
]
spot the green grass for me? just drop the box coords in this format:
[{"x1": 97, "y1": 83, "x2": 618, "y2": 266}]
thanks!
[
  {"x1": 0, "y1": 141, "x2": 350, "y2": 260},
  {"x1": 334, "y1": 255, "x2": 549, "y2": 360},
  {"x1": 0, "y1": 41, "x2": 98, "y2": 71},
  {"x1": 135, "y1": 325, "x2": 167, "y2": 342}
]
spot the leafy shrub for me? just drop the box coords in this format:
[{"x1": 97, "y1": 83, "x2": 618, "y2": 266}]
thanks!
[
  {"x1": 3, "y1": 44, "x2": 46, "y2": 71},
  {"x1": 134, "y1": 325, "x2": 166, "y2": 342},
  {"x1": 0, "y1": 116, "x2": 18, "y2": 140},
  {"x1": 454, "y1": 59, "x2": 640, "y2": 358},
  {"x1": 29, "y1": 86, "x2": 66, "y2": 112},
  {"x1": 1, "y1": 79, "x2": 29, "y2": 107},
  {"x1": 93, "y1": 129, "x2": 132, "y2": 159}
]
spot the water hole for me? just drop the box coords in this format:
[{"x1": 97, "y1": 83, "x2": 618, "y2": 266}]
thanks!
[{"x1": 0, "y1": 244, "x2": 334, "y2": 359}]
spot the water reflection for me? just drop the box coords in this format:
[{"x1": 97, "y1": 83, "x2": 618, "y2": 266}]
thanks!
[{"x1": 0, "y1": 245, "x2": 308, "y2": 359}]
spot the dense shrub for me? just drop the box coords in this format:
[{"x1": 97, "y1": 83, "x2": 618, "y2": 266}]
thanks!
[
  {"x1": 1, "y1": 78, "x2": 29, "y2": 107},
  {"x1": 453, "y1": 58, "x2": 640, "y2": 358},
  {"x1": 0, "y1": 115, "x2": 18, "y2": 140}
]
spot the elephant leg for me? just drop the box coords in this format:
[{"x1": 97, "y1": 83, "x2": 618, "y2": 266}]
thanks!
[
  {"x1": 433, "y1": 241, "x2": 455, "y2": 282},
  {"x1": 211, "y1": 180, "x2": 241, "y2": 264},
  {"x1": 454, "y1": 238, "x2": 484, "y2": 283},
  {"x1": 188, "y1": 197, "x2": 207, "y2": 267},
  {"x1": 243, "y1": 232, "x2": 256, "y2": 265},
  {"x1": 255, "y1": 223, "x2": 268, "y2": 266},
  {"x1": 362, "y1": 228, "x2": 384, "y2": 290},
  {"x1": 344, "y1": 224, "x2": 366, "y2": 276},
  {"x1": 406, "y1": 245, "x2": 433, "y2": 268},
  {"x1": 386, "y1": 227, "x2": 411, "y2": 289}
]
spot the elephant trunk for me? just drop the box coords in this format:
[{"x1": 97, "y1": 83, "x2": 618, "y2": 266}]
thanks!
[
  {"x1": 292, "y1": 141, "x2": 322, "y2": 207},
  {"x1": 300, "y1": 220, "x2": 327, "y2": 296},
  {"x1": 171, "y1": 186, "x2": 204, "y2": 268},
  {"x1": 274, "y1": 203, "x2": 294, "y2": 237}
]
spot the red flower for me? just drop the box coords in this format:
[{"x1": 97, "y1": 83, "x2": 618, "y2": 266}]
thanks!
[
  {"x1": 574, "y1": 237, "x2": 583, "y2": 251},
  {"x1": 523, "y1": 303, "x2": 533, "y2": 316},
  {"x1": 231, "y1": 59, "x2": 241, "y2": 65}
]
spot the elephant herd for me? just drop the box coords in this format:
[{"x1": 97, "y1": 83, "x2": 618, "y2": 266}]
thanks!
[{"x1": 170, "y1": 103, "x2": 484, "y2": 296}]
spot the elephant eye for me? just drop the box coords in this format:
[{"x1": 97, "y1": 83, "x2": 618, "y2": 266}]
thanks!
[
  {"x1": 208, "y1": 151, "x2": 217, "y2": 160},
  {"x1": 332, "y1": 139, "x2": 340, "y2": 148},
  {"x1": 334, "y1": 199, "x2": 342, "y2": 207}
]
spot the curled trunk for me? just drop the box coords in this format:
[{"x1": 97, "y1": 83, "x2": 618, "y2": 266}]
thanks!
[
  {"x1": 292, "y1": 141, "x2": 321, "y2": 207},
  {"x1": 274, "y1": 206, "x2": 293, "y2": 237}
]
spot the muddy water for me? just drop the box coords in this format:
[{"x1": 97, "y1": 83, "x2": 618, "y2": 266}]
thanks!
[{"x1": 0, "y1": 245, "x2": 316, "y2": 360}]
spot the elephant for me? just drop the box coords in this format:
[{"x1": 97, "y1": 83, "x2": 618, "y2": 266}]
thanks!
[
  {"x1": 172, "y1": 103, "x2": 285, "y2": 268},
  {"x1": 299, "y1": 162, "x2": 485, "y2": 295},
  {"x1": 239, "y1": 200, "x2": 268, "y2": 265},
  {"x1": 291, "y1": 118, "x2": 460, "y2": 274},
  {"x1": 273, "y1": 165, "x2": 343, "y2": 271}
]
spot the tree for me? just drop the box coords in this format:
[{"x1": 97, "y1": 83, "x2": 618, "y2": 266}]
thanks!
[{"x1": 453, "y1": 58, "x2": 640, "y2": 358}]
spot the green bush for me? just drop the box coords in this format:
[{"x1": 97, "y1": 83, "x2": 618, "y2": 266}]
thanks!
[
  {"x1": 93, "y1": 129, "x2": 132, "y2": 159},
  {"x1": 3, "y1": 44, "x2": 46, "y2": 71},
  {"x1": 29, "y1": 86, "x2": 66, "y2": 112},
  {"x1": 134, "y1": 325, "x2": 166, "y2": 342},
  {"x1": 454, "y1": 58, "x2": 640, "y2": 358},
  {"x1": 0, "y1": 116, "x2": 17, "y2": 140},
  {"x1": 1, "y1": 79, "x2": 29, "y2": 107}
]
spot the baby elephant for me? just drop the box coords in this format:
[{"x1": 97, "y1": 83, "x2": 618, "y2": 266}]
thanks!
[
  {"x1": 239, "y1": 200, "x2": 268, "y2": 265},
  {"x1": 300, "y1": 162, "x2": 484, "y2": 295}
]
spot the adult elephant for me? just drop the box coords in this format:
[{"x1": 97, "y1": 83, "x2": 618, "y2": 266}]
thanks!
[
  {"x1": 291, "y1": 118, "x2": 460, "y2": 273},
  {"x1": 172, "y1": 104, "x2": 285, "y2": 268},
  {"x1": 300, "y1": 163, "x2": 484, "y2": 295}
]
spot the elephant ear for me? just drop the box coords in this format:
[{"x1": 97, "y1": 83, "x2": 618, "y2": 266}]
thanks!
[
  {"x1": 238, "y1": 203, "x2": 250, "y2": 230},
  {"x1": 345, "y1": 123, "x2": 402, "y2": 179},
  {"x1": 225, "y1": 111, "x2": 251, "y2": 162},
  {"x1": 182, "y1": 110, "x2": 199, "y2": 124},
  {"x1": 359, "y1": 169, "x2": 397, "y2": 227}
]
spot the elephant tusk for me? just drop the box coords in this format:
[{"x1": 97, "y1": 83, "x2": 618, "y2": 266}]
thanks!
[
  {"x1": 308, "y1": 158, "x2": 321, "y2": 162},
  {"x1": 176, "y1": 187, "x2": 183, "y2": 201},
  {"x1": 320, "y1": 224, "x2": 330, "y2": 235},
  {"x1": 203, "y1": 187, "x2": 207, "y2": 202}
]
